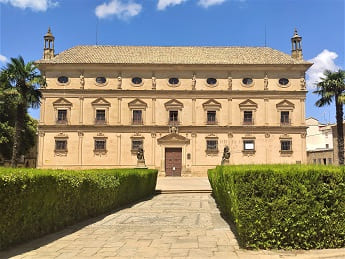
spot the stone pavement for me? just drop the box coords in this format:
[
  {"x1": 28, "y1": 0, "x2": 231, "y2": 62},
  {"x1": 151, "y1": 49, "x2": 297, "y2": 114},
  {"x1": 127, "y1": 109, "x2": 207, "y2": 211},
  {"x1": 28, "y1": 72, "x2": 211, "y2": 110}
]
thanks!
[{"x1": 1, "y1": 179, "x2": 345, "y2": 258}]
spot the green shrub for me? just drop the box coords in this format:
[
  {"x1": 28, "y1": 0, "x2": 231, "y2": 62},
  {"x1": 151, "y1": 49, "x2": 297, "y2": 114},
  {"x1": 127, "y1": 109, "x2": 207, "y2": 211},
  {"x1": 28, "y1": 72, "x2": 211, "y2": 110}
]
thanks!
[
  {"x1": 208, "y1": 165, "x2": 345, "y2": 249},
  {"x1": 0, "y1": 168, "x2": 157, "y2": 250}
]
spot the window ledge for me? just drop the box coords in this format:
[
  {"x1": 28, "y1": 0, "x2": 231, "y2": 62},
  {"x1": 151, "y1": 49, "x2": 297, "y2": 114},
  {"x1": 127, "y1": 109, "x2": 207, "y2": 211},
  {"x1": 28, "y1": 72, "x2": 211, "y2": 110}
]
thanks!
[
  {"x1": 280, "y1": 150, "x2": 293, "y2": 156},
  {"x1": 131, "y1": 149, "x2": 139, "y2": 154},
  {"x1": 94, "y1": 149, "x2": 107, "y2": 155},
  {"x1": 206, "y1": 150, "x2": 219, "y2": 156},
  {"x1": 242, "y1": 150, "x2": 256, "y2": 155},
  {"x1": 54, "y1": 150, "x2": 68, "y2": 156}
]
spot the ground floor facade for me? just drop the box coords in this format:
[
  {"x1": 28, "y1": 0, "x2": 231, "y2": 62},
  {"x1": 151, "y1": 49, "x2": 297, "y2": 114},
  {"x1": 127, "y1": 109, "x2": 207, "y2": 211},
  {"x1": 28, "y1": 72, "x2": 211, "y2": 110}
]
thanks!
[{"x1": 37, "y1": 126, "x2": 307, "y2": 176}]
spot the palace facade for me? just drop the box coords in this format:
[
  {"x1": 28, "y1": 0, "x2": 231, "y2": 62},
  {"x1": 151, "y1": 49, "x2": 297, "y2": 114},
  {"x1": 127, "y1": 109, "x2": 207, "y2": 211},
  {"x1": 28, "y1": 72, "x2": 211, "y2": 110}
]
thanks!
[{"x1": 36, "y1": 29, "x2": 312, "y2": 176}]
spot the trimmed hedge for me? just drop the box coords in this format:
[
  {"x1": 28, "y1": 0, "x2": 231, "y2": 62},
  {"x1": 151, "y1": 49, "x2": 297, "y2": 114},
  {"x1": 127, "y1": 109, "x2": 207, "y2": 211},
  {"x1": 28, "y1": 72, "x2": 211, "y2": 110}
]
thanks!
[
  {"x1": 208, "y1": 165, "x2": 345, "y2": 249},
  {"x1": 0, "y1": 168, "x2": 157, "y2": 250}
]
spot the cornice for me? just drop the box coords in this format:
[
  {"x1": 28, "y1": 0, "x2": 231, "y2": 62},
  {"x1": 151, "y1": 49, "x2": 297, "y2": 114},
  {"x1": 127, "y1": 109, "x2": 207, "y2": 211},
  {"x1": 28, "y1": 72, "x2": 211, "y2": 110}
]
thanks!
[
  {"x1": 39, "y1": 124, "x2": 307, "y2": 134},
  {"x1": 40, "y1": 89, "x2": 307, "y2": 99}
]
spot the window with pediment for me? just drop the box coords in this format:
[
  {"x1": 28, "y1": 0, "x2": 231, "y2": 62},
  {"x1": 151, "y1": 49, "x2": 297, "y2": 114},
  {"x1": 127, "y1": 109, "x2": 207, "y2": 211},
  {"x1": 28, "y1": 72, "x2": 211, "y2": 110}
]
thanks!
[
  {"x1": 165, "y1": 99, "x2": 183, "y2": 125},
  {"x1": 128, "y1": 98, "x2": 147, "y2": 125},
  {"x1": 53, "y1": 98, "x2": 72, "y2": 125},
  {"x1": 239, "y1": 99, "x2": 257, "y2": 125},
  {"x1": 92, "y1": 98, "x2": 110, "y2": 125},
  {"x1": 203, "y1": 99, "x2": 221, "y2": 125},
  {"x1": 276, "y1": 100, "x2": 295, "y2": 126}
]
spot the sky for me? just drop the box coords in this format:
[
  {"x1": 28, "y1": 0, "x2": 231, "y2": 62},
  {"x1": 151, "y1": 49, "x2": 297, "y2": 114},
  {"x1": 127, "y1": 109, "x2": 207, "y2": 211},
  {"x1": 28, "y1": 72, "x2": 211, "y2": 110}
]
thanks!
[{"x1": 0, "y1": 0, "x2": 344, "y2": 123}]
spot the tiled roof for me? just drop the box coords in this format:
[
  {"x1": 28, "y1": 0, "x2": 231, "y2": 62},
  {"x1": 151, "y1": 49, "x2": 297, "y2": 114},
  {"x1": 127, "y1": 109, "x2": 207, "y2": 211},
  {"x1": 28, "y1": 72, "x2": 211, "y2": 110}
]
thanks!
[{"x1": 36, "y1": 45, "x2": 311, "y2": 65}]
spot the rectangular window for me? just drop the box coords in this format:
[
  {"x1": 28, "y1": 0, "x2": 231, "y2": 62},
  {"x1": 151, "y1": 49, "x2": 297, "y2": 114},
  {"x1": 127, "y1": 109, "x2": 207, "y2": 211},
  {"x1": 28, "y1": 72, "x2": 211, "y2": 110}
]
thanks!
[
  {"x1": 281, "y1": 140, "x2": 292, "y2": 151},
  {"x1": 94, "y1": 140, "x2": 106, "y2": 151},
  {"x1": 206, "y1": 140, "x2": 218, "y2": 151},
  {"x1": 132, "y1": 140, "x2": 143, "y2": 151},
  {"x1": 280, "y1": 111, "x2": 290, "y2": 124},
  {"x1": 132, "y1": 110, "x2": 143, "y2": 125},
  {"x1": 169, "y1": 110, "x2": 178, "y2": 123},
  {"x1": 207, "y1": 111, "x2": 217, "y2": 124},
  {"x1": 55, "y1": 140, "x2": 67, "y2": 151},
  {"x1": 243, "y1": 140, "x2": 255, "y2": 150},
  {"x1": 95, "y1": 110, "x2": 106, "y2": 123},
  {"x1": 243, "y1": 111, "x2": 253, "y2": 124},
  {"x1": 57, "y1": 109, "x2": 67, "y2": 123}
]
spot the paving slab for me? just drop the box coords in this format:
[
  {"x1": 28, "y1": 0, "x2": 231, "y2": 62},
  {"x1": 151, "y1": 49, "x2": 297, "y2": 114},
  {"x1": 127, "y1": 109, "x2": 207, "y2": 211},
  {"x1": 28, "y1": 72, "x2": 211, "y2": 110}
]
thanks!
[{"x1": 1, "y1": 188, "x2": 345, "y2": 258}]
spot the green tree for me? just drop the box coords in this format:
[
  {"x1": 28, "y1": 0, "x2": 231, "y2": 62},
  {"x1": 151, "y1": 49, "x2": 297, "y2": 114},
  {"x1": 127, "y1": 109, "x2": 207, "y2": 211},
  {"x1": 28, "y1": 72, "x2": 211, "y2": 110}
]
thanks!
[
  {"x1": 314, "y1": 69, "x2": 345, "y2": 165},
  {"x1": 0, "y1": 56, "x2": 43, "y2": 167}
]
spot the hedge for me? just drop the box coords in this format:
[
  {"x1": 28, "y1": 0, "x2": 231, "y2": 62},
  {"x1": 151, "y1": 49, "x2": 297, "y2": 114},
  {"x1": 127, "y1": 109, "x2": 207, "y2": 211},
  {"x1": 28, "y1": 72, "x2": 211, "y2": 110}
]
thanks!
[
  {"x1": 208, "y1": 165, "x2": 345, "y2": 250},
  {"x1": 0, "y1": 168, "x2": 157, "y2": 250}
]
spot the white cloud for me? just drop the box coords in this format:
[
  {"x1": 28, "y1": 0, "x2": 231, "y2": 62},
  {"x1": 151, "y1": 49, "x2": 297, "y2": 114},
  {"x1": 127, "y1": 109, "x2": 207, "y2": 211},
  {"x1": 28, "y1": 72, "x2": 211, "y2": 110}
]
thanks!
[
  {"x1": 157, "y1": 0, "x2": 188, "y2": 10},
  {"x1": 95, "y1": 0, "x2": 142, "y2": 20},
  {"x1": 198, "y1": 0, "x2": 225, "y2": 8},
  {"x1": 0, "y1": 0, "x2": 57, "y2": 11},
  {"x1": 306, "y1": 49, "x2": 340, "y2": 89},
  {"x1": 0, "y1": 54, "x2": 7, "y2": 64}
]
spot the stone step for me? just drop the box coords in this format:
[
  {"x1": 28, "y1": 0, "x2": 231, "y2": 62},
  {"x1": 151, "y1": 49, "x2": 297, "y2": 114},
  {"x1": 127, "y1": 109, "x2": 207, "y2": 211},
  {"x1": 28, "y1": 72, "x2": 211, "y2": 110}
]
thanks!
[{"x1": 155, "y1": 189, "x2": 212, "y2": 194}]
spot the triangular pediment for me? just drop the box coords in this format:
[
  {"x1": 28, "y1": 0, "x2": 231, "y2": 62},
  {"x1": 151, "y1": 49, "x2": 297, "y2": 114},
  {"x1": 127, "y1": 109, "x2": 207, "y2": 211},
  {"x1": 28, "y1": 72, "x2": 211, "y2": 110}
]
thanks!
[
  {"x1": 53, "y1": 98, "x2": 72, "y2": 107},
  {"x1": 91, "y1": 97, "x2": 111, "y2": 106},
  {"x1": 164, "y1": 99, "x2": 184, "y2": 110},
  {"x1": 276, "y1": 100, "x2": 295, "y2": 109},
  {"x1": 239, "y1": 99, "x2": 258, "y2": 109},
  {"x1": 128, "y1": 98, "x2": 147, "y2": 109},
  {"x1": 157, "y1": 133, "x2": 190, "y2": 144},
  {"x1": 203, "y1": 99, "x2": 221, "y2": 110}
]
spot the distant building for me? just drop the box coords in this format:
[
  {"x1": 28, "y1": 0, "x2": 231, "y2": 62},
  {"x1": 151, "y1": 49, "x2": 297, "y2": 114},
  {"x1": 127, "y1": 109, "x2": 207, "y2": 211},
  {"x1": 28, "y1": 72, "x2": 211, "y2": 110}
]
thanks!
[
  {"x1": 35, "y1": 28, "x2": 312, "y2": 176},
  {"x1": 306, "y1": 117, "x2": 334, "y2": 165}
]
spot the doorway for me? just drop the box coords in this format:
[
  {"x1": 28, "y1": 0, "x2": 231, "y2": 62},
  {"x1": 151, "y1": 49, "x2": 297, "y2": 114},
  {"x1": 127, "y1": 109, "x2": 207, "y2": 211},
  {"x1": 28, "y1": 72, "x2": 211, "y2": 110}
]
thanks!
[{"x1": 165, "y1": 148, "x2": 182, "y2": 176}]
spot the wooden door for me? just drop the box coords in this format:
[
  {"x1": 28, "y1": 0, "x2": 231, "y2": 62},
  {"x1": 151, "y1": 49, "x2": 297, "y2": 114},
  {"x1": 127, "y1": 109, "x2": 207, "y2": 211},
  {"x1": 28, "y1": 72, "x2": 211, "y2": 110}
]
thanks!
[{"x1": 165, "y1": 148, "x2": 182, "y2": 176}]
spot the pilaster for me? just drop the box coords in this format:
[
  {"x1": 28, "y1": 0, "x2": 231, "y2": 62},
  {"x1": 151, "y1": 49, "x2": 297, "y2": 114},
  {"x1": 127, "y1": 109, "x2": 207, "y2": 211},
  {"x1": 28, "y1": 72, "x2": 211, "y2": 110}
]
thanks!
[
  {"x1": 192, "y1": 98, "x2": 196, "y2": 125},
  {"x1": 227, "y1": 98, "x2": 232, "y2": 125},
  {"x1": 78, "y1": 131, "x2": 84, "y2": 166},
  {"x1": 40, "y1": 97, "x2": 46, "y2": 125},
  {"x1": 79, "y1": 97, "x2": 84, "y2": 124}
]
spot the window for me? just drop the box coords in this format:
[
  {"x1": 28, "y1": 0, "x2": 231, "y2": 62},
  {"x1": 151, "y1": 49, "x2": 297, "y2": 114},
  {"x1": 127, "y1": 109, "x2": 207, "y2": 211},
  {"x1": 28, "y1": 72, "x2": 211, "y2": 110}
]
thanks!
[
  {"x1": 57, "y1": 76, "x2": 69, "y2": 84},
  {"x1": 132, "y1": 110, "x2": 143, "y2": 125},
  {"x1": 279, "y1": 78, "x2": 289, "y2": 86},
  {"x1": 132, "y1": 77, "x2": 143, "y2": 85},
  {"x1": 169, "y1": 110, "x2": 178, "y2": 124},
  {"x1": 57, "y1": 109, "x2": 67, "y2": 123},
  {"x1": 168, "y1": 77, "x2": 179, "y2": 85},
  {"x1": 281, "y1": 140, "x2": 292, "y2": 151},
  {"x1": 207, "y1": 111, "x2": 217, "y2": 124},
  {"x1": 132, "y1": 140, "x2": 143, "y2": 151},
  {"x1": 328, "y1": 158, "x2": 332, "y2": 164},
  {"x1": 280, "y1": 111, "x2": 290, "y2": 125},
  {"x1": 242, "y1": 78, "x2": 253, "y2": 85},
  {"x1": 95, "y1": 110, "x2": 106, "y2": 124},
  {"x1": 94, "y1": 140, "x2": 106, "y2": 151},
  {"x1": 243, "y1": 111, "x2": 253, "y2": 124},
  {"x1": 243, "y1": 140, "x2": 255, "y2": 151},
  {"x1": 206, "y1": 140, "x2": 218, "y2": 151},
  {"x1": 55, "y1": 140, "x2": 67, "y2": 151},
  {"x1": 206, "y1": 78, "x2": 217, "y2": 86},
  {"x1": 96, "y1": 77, "x2": 106, "y2": 84}
]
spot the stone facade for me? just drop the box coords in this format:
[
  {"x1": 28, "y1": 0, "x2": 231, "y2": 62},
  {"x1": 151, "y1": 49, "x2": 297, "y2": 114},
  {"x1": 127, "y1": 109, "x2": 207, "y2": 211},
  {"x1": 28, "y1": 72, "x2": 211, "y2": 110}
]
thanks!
[{"x1": 36, "y1": 29, "x2": 312, "y2": 176}]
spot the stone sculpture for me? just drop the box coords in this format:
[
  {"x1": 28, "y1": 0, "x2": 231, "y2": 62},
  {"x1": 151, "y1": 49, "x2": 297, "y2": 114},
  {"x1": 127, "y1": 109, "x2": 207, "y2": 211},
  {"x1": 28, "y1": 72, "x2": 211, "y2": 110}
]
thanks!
[{"x1": 221, "y1": 146, "x2": 230, "y2": 165}]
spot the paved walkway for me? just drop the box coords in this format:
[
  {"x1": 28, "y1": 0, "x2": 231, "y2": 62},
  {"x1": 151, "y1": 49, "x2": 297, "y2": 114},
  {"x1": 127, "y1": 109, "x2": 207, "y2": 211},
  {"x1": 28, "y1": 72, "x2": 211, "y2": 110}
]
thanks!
[{"x1": 1, "y1": 179, "x2": 345, "y2": 258}]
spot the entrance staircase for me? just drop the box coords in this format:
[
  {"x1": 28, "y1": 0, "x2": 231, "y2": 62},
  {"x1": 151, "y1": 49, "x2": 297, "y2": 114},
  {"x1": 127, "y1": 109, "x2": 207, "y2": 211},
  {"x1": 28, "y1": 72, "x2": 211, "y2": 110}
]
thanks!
[{"x1": 155, "y1": 177, "x2": 212, "y2": 194}]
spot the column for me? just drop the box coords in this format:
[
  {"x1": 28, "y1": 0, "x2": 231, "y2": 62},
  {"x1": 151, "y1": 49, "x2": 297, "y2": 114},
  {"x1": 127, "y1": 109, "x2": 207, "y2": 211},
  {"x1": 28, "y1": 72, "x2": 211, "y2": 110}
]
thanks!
[
  {"x1": 192, "y1": 133, "x2": 196, "y2": 166},
  {"x1": 117, "y1": 98, "x2": 122, "y2": 124},
  {"x1": 79, "y1": 97, "x2": 84, "y2": 124},
  {"x1": 152, "y1": 98, "x2": 156, "y2": 125},
  {"x1": 300, "y1": 98, "x2": 306, "y2": 125},
  {"x1": 265, "y1": 133, "x2": 270, "y2": 164},
  {"x1": 264, "y1": 98, "x2": 269, "y2": 125},
  {"x1": 192, "y1": 98, "x2": 196, "y2": 125},
  {"x1": 78, "y1": 131, "x2": 84, "y2": 166},
  {"x1": 151, "y1": 133, "x2": 156, "y2": 167},
  {"x1": 227, "y1": 98, "x2": 232, "y2": 125},
  {"x1": 117, "y1": 134, "x2": 121, "y2": 165},
  {"x1": 301, "y1": 133, "x2": 307, "y2": 163},
  {"x1": 37, "y1": 131, "x2": 45, "y2": 167},
  {"x1": 40, "y1": 97, "x2": 46, "y2": 125}
]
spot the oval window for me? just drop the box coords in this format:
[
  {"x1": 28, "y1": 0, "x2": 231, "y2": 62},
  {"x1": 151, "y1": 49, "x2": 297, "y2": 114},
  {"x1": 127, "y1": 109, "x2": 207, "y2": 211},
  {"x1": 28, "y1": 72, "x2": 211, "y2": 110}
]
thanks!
[
  {"x1": 279, "y1": 78, "x2": 289, "y2": 86},
  {"x1": 207, "y1": 78, "x2": 217, "y2": 85},
  {"x1": 96, "y1": 77, "x2": 106, "y2": 84},
  {"x1": 132, "y1": 77, "x2": 142, "y2": 85},
  {"x1": 57, "y1": 76, "x2": 69, "y2": 84},
  {"x1": 242, "y1": 78, "x2": 253, "y2": 85},
  {"x1": 168, "y1": 77, "x2": 179, "y2": 85}
]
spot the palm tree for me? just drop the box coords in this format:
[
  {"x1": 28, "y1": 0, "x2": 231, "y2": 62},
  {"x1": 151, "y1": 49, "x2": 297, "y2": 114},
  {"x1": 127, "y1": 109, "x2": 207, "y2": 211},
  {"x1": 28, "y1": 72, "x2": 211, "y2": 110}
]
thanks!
[
  {"x1": 0, "y1": 56, "x2": 43, "y2": 167},
  {"x1": 314, "y1": 69, "x2": 345, "y2": 165}
]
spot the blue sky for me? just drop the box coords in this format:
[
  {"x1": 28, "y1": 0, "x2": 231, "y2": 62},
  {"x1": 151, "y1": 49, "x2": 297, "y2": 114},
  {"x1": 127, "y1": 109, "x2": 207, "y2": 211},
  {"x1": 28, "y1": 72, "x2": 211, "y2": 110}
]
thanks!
[{"x1": 0, "y1": 0, "x2": 344, "y2": 123}]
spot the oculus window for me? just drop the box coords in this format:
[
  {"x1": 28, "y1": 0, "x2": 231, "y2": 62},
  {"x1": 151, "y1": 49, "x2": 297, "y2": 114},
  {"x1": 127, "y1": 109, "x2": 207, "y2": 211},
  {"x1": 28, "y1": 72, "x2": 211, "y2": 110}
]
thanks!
[{"x1": 57, "y1": 76, "x2": 69, "y2": 84}]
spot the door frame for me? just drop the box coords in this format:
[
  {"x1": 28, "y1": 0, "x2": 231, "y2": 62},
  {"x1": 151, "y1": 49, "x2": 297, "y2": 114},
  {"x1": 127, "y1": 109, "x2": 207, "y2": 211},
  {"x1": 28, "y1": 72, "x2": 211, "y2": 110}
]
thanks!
[{"x1": 165, "y1": 147, "x2": 182, "y2": 176}]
